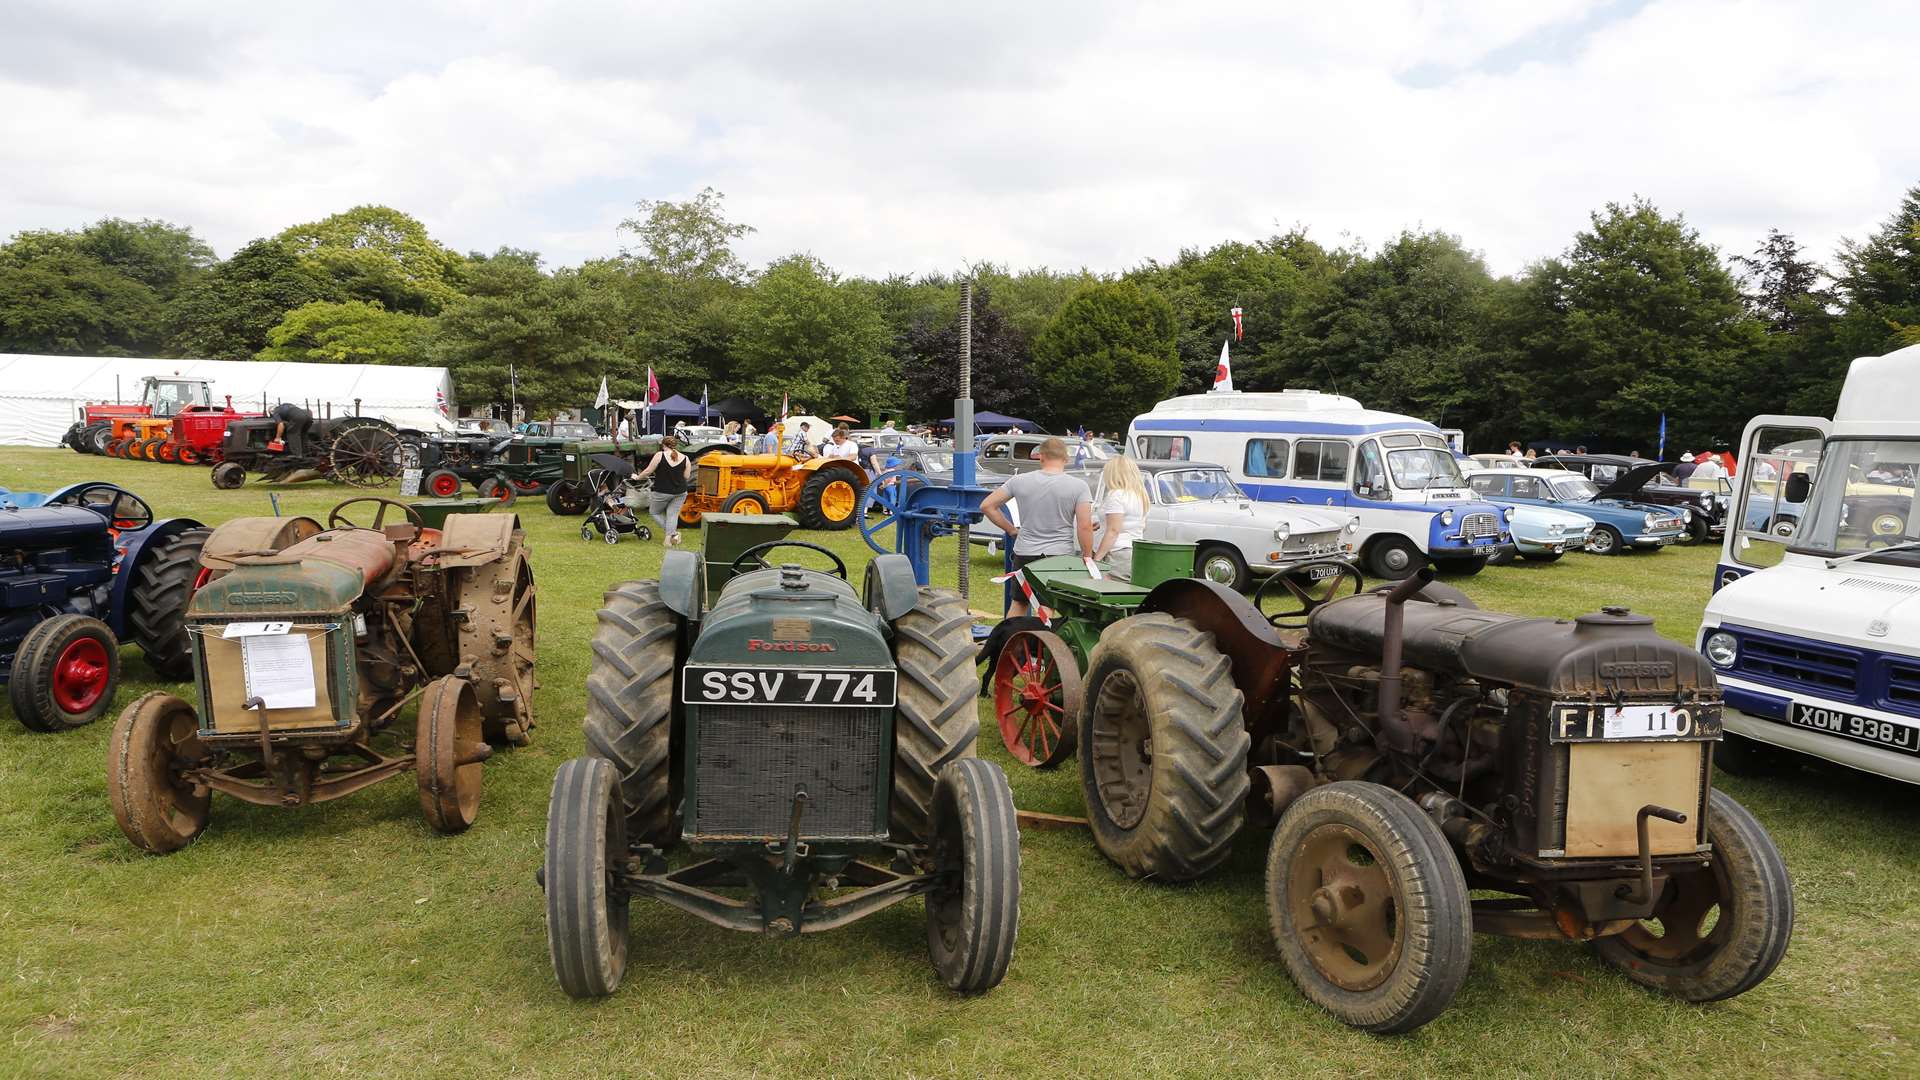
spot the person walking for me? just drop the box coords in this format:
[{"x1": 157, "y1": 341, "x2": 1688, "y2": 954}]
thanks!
[
  {"x1": 1092, "y1": 456, "x2": 1148, "y2": 579},
  {"x1": 981, "y1": 437, "x2": 1094, "y2": 617},
  {"x1": 1507, "y1": 441, "x2": 1524, "y2": 460},
  {"x1": 633, "y1": 435, "x2": 694, "y2": 547}
]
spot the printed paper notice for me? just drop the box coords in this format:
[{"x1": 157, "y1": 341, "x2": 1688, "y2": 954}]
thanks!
[
  {"x1": 243, "y1": 633, "x2": 316, "y2": 709},
  {"x1": 223, "y1": 621, "x2": 292, "y2": 639}
]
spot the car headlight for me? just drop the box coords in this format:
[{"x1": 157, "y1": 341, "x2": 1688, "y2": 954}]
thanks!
[
  {"x1": 1682, "y1": 507, "x2": 1693, "y2": 522},
  {"x1": 1274, "y1": 523, "x2": 1291, "y2": 543},
  {"x1": 1440, "y1": 509, "x2": 1455, "y2": 526},
  {"x1": 1704, "y1": 631, "x2": 1737, "y2": 667},
  {"x1": 1502, "y1": 506, "x2": 1514, "y2": 521},
  {"x1": 1547, "y1": 523, "x2": 1564, "y2": 535}
]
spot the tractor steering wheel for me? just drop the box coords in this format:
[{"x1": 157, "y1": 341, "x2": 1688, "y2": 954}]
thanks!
[
  {"x1": 328, "y1": 496, "x2": 426, "y2": 532},
  {"x1": 1255, "y1": 559, "x2": 1365, "y2": 628},
  {"x1": 728, "y1": 540, "x2": 849, "y2": 580}
]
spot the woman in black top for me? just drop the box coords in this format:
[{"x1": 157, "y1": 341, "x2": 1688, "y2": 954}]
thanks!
[{"x1": 633, "y1": 436, "x2": 695, "y2": 547}]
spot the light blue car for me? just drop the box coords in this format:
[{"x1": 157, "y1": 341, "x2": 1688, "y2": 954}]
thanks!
[
  {"x1": 1468, "y1": 469, "x2": 1687, "y2": 555},
  {"x1": 1487, "y1": 502, "x2": 1596, "y2": 564}
]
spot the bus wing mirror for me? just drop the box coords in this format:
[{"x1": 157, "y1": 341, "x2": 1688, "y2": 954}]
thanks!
[{"x1": 1784, "y1": 472, "x2": 1811, "y2": 503}]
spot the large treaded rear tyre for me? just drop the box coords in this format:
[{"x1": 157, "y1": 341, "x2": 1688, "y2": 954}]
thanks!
[
  {"x1": 546, "y1": 480, "x2": 590, "y2": 516},
  {"x1": 545, "y1": 756, "x2": 631, "y2": 998},
  {"x1": 1077, "y1": 612, "x2": 1248, "y2": 881},
  {"x1": 927, "y1": 757, "x2": 1020, "y2": 994},
  {"x1": 583, "y1": 580, "x2": 680, "y2": 845},
  {"x1": 130, "y1": 527, "x2": 212, "y2": 680},
  {"x1": 1266, "y1": 781, "x2": 1473, "y2": 1034},
  {"x1": 1590, "y1": 789, "x2": 1794, "y2": 1002},
  {"x1": 890, "y1": 587, "x2": 979, "y2": 843},
  {"x1": 797, "y1": 469, "x2": 863, "y2": 530}
]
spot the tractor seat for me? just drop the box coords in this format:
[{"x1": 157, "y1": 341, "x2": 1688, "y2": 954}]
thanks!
[{"x1": 268, "y1": 528, "x2": 397, "y2": 585}]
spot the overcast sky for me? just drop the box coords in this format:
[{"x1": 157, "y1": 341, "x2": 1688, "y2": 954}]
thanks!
[{"x1": 2, "y1": 1, "x2": 1915, "y2": 279}]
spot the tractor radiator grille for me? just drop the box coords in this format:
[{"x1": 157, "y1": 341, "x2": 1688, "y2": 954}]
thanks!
[
  {"x1": 1461, "y1": 512, "x2": 1500, "y2": 539},
  {"x1": 690, "y1": 705, "x2": 887, "y2": 840},
  {"x1": 700, "y1": 468, "x2": 721, "y2": 496}
]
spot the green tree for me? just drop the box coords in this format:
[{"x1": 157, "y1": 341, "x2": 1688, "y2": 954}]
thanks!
[
  {"x1": 898, "y1": 281, "x2": 1034, "y2": 419},
  {"x1": 258, "y1": 299, "x2": 434, "y2": 365},
  {"x1": 729, "y1": 254, "x2": 896, "y2": 412},
  {"x1": 1833, "y1": 186, "x2": 1920, "y2": 356},
  {"x1": 71, "y1": 218, "x2": 214, "y2": 297},
  {"x1": 1732, "y1": 229, "x2": 1847, "y2": 415},
  {"x1": 616, "y1": 188, "x2": 756, "y2": 386},
  {"x1": 0, "y1": 250, "x2": 164, "y2": 355},
  {"x1": 167, "y1": 238, "x2": 343, "y2": 360},
  {"x1": 431, "y1": 250, "x2": 633, "y2": 412},
  {"x1": 1030, "y1": 280, "x2": 1179, "y2": 431},
  {"x1": 278, "y1": 206, "x2": 466, "y2": 316}
]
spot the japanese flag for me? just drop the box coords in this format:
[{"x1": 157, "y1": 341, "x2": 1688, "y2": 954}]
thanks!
[{"x1": 1213, "y1": 339, "x2": 1234, "y2": 392}]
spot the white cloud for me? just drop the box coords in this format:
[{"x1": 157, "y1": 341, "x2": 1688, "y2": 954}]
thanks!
[{"x1": 0, "y1": 0, "x2": 1914, "y2": 278}]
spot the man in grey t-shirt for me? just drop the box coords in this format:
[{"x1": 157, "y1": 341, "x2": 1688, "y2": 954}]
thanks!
[{"x1": 981, "y1": 437, "x2": 1093, "y2": 617}]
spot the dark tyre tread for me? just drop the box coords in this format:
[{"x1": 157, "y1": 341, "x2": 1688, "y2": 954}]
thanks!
[
  {"x1": 107, "y1": 692, "x2": 211, "y2": 853},
  {"x1": 129, "y1": 527, "x2": 212, "y2": 680},
  {"x1": 797, "y1": 469, "x2": 863, "y2": 530},
  {"x1": 583, "y1": 580, "x2": 680, "y2": 845},
  {"x1": 545, "y1": 480, "x2": 590, "y2": 516},
  {"x1": 10, "y1": 614, "x2": 120, "y2": 732},
  {"x1": 891, "y1": 587, "x2": 979, "y2": 843},
  {"x1": 1590, "y1": 789, "x2": 1794, "y2": 1002},
  {"x1": 545, "y1": 756, "x2": 631, "y2": 998},
  {"x1": 1077, "y1": 612, "x2": 1249, "y2": 882},
  {"x1": 1266, "y1": 781, "x2": 1473, "y2": 1034},
  {"x1": 927, "y1": 758, "x2": 1020, "y2": 994}
]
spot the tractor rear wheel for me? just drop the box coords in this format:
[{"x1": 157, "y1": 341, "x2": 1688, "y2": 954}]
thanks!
[
  {"x1": 211, "y1": 462, "x2": 245, "y2": 489},
  {"x1": 130, "y1": 527, "x2": 212, "y2": 680},
  {"x1": 105, "y1": 438, "x2": 126, "y2": 458},
  {"x1": 545, "y1": 480, "x2": 590, "y2": 516},
  {"x1": 424, "y1": 469, "x2": 464, "y2": 499},
  {"x1": 1590, "y1": 789, "x2": 1794, "y2": 1002},
  {"x1": 108, "y1": 692, "x2": 212, "y2": 853},
  {"x1": 890, "y1": 587, "x2": 980, "y2": 843},
  {"x1": 584, "y1": 580, "x2": 680, "y2": 845},
  {"x1": 417, "y1": 676, "x2": 487, "y2": 833},
  {"x1": 927, "y1": 757, "x2": 1020, "y2": 994},
  {"x1": 545, "y1": 756, "x2": 631, "y2": 998},
  {"x1": 798, "y1": 470, "x2": 863, "y2": 530},
  {"x1": 1077, "y1": 612, "x2": 1249, "y2": 881},
  {"x1": 9, "y1": 615, "x2": 120, "y2": 732},
  {"x1": 1266, "y1": 781, "x2": 1473, "y2": 1034},
  {"x1": 83, "y1": 424, "x2": 112, "y2": 455}
]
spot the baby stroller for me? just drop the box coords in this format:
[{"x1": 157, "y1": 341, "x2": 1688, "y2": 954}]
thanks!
[{"x1": 579, "y1": 465, "x2": 653, "y2": 545}]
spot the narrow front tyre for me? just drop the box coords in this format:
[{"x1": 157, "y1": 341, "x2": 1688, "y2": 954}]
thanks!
[
  {"x1": 10, "y1": 615, "x2": 119, "y2": 731},
  {"x1": 416, "y1": 676, "x2": 487, "y2": 833},
  {"x1": 927, "y1": 758, "x2": 1020, "y2": 994},
  {"x1": 107, "y1": 692, "x2": 212, "y2": 853},
  {"x1": 545, "y1": 756, "x2": 631, "y2": 999}
]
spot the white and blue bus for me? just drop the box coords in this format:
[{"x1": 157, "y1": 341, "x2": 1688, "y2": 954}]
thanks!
[{"x1": 1126, "y1": 389, "x2": 1511, "y2": 579}]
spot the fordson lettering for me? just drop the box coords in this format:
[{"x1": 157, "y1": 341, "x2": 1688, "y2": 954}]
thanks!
[{"x1": 747, "y1": 638, "x2": 835, "y2": 652}]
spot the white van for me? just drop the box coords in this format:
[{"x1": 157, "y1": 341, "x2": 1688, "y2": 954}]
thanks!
[
  {"x1": 1701, "y1": 342, "x2": 1920, "y2": 784},
  {"x1": 1126, "y1": 389, "x2": 1511, "y2": 579}
]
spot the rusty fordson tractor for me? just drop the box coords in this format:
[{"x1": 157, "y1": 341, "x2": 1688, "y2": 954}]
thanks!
[
  {"x1": 108, "y1": 497, "x2": 537, "y2": 853},
  {"x1": 1075, "y1": 567, "x2": 1791, "y2": 1033}
]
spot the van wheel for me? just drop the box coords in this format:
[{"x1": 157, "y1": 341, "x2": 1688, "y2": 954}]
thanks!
[
  {"x1": 1197, "y1": 545, "x2": 1249, "y2": 591},
  {"x1": 1365, "y1": 537, "x2": 1421, "y2": 581}
]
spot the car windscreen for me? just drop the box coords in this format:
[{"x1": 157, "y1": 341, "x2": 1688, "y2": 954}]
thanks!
[
  {"x1": 1386, "y1": 448, "x2": 1465, "y2": 490},
  {"x1": 1548, "y1": 475, "x2": 1600, "y2": 500},
  {"x1": 1153, "y1": 468, "x2": 1242, "y2": 502},
  {"x1": 1788, "y1": 439, "x2": 1920, "y2": 561}
]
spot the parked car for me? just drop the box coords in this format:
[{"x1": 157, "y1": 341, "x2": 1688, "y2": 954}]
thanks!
[
  {"x1": 1466, "y1": 469, "x2": 1686, "y2": 554},
  {"x1": 1468, "y1": 454, "x2": 1528, "y2": 471},
  {"x1": 1532, "y1": 454, "x2": 1726, "y2": 542},
  {"x1": 673, "y1": 424, "x2": 728, "y2": 444},
  {"x1": 523, "y1": 421, "x2": 598, "y2": 440},
  {"x1": 977, "y1": 434, "x2": 1112, "y2": 474},
  {"x1": 1107, "y1": 462, "x2": 1358, "y2": 589},
  {"x1": 457, "y1": 417, "x2": 513, "y2": 436},
  {"x1": 1487, "y1": 503, "x2": 1597, "y2": 564},
  {"x1": 853, "y1": 430, "x2": 933, "y2": 471}
]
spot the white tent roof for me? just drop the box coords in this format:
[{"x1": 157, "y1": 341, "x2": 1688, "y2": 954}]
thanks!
[{"x1": 0, "y1": 354, "x2": 457, "y2": 446}]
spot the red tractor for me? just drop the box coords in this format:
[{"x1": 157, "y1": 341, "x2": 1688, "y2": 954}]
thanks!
[{"x1": 64, "y1": 377, "x2": 259, "y2": 464}]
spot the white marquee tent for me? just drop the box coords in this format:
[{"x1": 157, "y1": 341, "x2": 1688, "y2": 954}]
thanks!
[{"x1": 0, "y1": 355, "x2": 457, "y2": 446}]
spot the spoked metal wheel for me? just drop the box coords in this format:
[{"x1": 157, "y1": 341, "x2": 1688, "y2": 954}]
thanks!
[
  {"x1": 417, "y1": 676, "x2": 488, "y2": 833},
  {"x1": 856, "y1": 466, "x2": 923, "y2": 555},
  {"x1": 330, "y1": 425, "x2": 402, "y2": 487},
  {"x1": 992, "y1": 629, "x2": 1081, "y2": 768}
]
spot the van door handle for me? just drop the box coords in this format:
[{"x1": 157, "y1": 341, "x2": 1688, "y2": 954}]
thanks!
[{"x1": 1285, "y1": 497, "x2": 1302, "y2": 504}]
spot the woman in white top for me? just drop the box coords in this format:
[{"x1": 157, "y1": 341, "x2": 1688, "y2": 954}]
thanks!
[{"x1": 1093, "y1": 456, "x2": 1148, "y2": 578}]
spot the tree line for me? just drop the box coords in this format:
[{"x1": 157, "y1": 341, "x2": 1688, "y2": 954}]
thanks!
[{"x1": 2, "y1": 185, "x2": 1917, "y2": 453}]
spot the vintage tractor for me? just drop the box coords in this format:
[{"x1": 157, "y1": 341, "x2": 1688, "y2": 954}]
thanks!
[
  {"x1": 541, "y1": 438, "x2": 733, "y2": 516},
  {"x1": 210, "y1": 413, "x2": 404, "y2": 489},
  {"x1": 1, "y1": 482, "x2": 206, "y2": 732},
  {"x1": 542, "y1": 516, "x2": 1018, "y2": 997},
  {"x1": 65, "y1": 376, "x2": 215, "y2": 457},
  {"x1": 150, "y1": 399, "x2": 263, "y2": 465},
  {"x1": 678, "y1": 450, "x2": 869, "y2": 530},
  {"x1": 107, "y1": 497, "x2": 538, "y2": 853},
  {"x1": 1071, "y1": 569, "x2": 1791, "y2": 1033}
]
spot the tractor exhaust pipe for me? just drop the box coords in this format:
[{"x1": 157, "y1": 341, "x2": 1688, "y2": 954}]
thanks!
[{"x1": 1375, "y1": 568, "x2": 1434, "y2": 755}]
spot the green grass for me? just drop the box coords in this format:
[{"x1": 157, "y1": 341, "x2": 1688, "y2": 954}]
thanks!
[{"x1": 1, "y1": 448, "x2": 1916, "y2": 1078}]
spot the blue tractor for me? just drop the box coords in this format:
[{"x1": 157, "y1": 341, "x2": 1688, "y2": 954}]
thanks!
[{"x1": 0, "y1": 483, "x2": 207, "y2": 732}]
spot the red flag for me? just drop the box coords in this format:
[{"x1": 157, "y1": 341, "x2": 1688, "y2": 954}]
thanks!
[
  {"x1": 1230, "y1": 306, "x2": 1244, "y2": 341},
  {"x1": 780, "y1": 392, "x2": 789, "y2": 421},
  {"x1": 645, "y1": 367, "x2": 661, "y2": 405}
]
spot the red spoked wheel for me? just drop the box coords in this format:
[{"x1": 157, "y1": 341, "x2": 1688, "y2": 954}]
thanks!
[
  {"x1": 53, "y1": 636, "x2": 113, "y2": 715},
  {"x1": 176, "y1": 445, "x2": 202, "y2": 465},
  {"x1": 993, "y1": 629, "x2": 1082, "y2": 768},
  {"x1": 424, "y1": 469, "x2": 463, "y2": 498},
  {"x1": 510, "y1": 477, "x2": 546, "y2": 494}
]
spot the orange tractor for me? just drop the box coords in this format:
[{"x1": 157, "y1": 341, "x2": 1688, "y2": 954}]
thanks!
[
  {"x1": 679, "y1": 451, "x2": 868, "y2": 529},
  {"x1": 69, "y1": 376, "x2": 259, "y2": 465}
]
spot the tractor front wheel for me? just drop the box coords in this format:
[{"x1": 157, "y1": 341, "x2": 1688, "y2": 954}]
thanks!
[
  {"x1": 108, "y1": 692, "x2": 212, "y2": 853},
  {"x1": 798, "y1": 470, "x2": 863, "y2": 530},
  {"x1": 424, "y1": 468, "x2": 464, "y2": 499},
  {"x1": 211, "y1": 462, "x2": 245, "y2": 489},
  {"x1": 176, "y1": 445, "x2": 202, "y2": 466},
  {"x1": 477, "y1": 475, "x2": 518, "y2": 508},
  {"x1": 584, "y1": 580, "x2": 681, "y2": 845},
  {"x1": 544, "y1": 756, "x2": 630, "y2": 998},
  {"x1": 1266, "y1": 781, "x2": 1473, "y2": 1034},
  {"x1": 417, "y1": 676, "x2": 487, "y2": 833},
  {"x1": 155, "y1": 442, "x2": 178, "y2": 463},
  {"x1": 1590, "y1": 789, "x2": 1794, "y2": 1002},
  {"x1": 545, "y1": 480, "x2": 590, "y2": 516},
  {"x1": 720, "y1": 490, "x2": 770, "y2": 515},
  {"x1": 9, "y1": 615, "x2": 120, "y2": 732},
  {"x1": 139, "y1": 438, "x2": 166, "y2": 461},
  {"x1": 927, "y1": 758, "x2": 1020, "y2": 994},
  {"x1": 130, "y1": 527, "x2": 213, "y2": 680},
  {"x1": 1077, "y1": 612, "x2": 1248, "y2": 881}
]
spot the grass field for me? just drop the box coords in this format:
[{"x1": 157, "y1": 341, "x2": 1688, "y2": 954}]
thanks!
[{"x1": 1, "y1": 448, "x2": 1915, "y2": 1079}]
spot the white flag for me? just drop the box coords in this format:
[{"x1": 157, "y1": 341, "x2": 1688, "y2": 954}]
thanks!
[
  {"x1": 1213, "y1": 339, "x2": 1234, "y2": 392},
  {"x1": 594, "y1": 375, "x2": 610, "y2": 409}
]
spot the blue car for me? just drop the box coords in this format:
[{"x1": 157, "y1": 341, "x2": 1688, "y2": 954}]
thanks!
[{"x1": 1467, "y1": 470, "x2": 1686, "y2": 555}]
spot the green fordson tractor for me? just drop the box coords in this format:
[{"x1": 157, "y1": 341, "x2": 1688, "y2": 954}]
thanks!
[{"x1": 543, "y1": 515, "x2": 1019, "y2": 997}]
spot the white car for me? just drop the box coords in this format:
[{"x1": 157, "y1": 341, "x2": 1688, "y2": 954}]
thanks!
[
  {"x1": 1491, "y1": 503, "x2": 1597, "y2": 564},
  {"x1": 1104, "y1": 462, "x2": 1358, "y2": 590}
]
